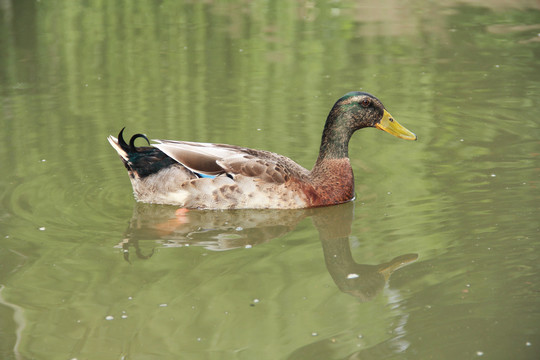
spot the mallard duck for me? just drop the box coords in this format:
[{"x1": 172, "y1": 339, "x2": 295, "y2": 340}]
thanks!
[{"x1": 108, "y1": 92, "x2": 416, "y2": 209}]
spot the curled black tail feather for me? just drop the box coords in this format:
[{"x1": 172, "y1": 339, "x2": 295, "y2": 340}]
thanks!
[
  {"x1": 118, "y1": 127, "x2": 151, "y2": 153},
  {"x1": 115, "y1": 128, "x2": 178, "y2": 179},
  {"x1": 130, "y1": 133, "x2": 151, "y2": 151},
  {"x1": 118, "y1": 127, "x2": 129, "y2": 152}
]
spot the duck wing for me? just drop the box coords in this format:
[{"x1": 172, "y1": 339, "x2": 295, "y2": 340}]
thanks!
[
  {"x1": 152, "y1": 139, "x2": 309, "y2": 182},
  {"x1": 152, "y1": 140, "x2": 236, "y2": 175}
]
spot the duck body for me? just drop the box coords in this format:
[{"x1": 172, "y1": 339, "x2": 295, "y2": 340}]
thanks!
[
  {"x1": 108, "y1": 92, "x2": 416, "y2": 209},
  {"x1": 108, "y1": 135, "x2": 355, "y2": 209}
]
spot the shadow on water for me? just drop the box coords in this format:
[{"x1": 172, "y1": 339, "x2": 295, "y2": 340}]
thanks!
[{"x1": 118, "y1": 201, "x2": 417, "y2": 303}]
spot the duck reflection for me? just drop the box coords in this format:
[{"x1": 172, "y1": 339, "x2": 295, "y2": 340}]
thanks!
[
  {"x1": 312, "y1": 203, "x2": 418, "y2": 302},
  {"x1": 117, "y1": 201, "x2": 417, "y2": 301},
  {"x1": 118, "y1": 203, "x2": 309, "y2": 254}
]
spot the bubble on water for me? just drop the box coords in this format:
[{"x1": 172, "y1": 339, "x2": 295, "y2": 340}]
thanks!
[
  {"x1": 159, "y1": 303, "x2": 168, "y2": 307},
  {"x1": 526, "y1": 341, "x2": 531, "y2": 346},
  {"x1": 347, "y1": 273, "x2": 359, "y2": 279},
  {"x1": 105, "y1": 315, "x2": 114, "y2": 320},
  {"x1": 476, "y1": 351, "x2": 484, "y2": 356},
  {"x1": 311, "y1": 332, "x2": 318, "y2": 336}
]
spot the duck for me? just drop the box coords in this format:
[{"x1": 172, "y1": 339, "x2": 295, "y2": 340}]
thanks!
[{"x1": 108, "y1": 91, "x2": 416, "y2": 209}]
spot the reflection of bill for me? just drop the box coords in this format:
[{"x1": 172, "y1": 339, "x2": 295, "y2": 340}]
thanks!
[
  {"x1": 322, "y1": 241, "x2": 418, "y2": 302},
  {"x1": 116, "y1": 201, "x2": 417, "y2": 301}
]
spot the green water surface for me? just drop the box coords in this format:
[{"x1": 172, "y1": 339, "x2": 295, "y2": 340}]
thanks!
[{"x1": 1, "y1": 0, "x2": 539, "y2": 359}]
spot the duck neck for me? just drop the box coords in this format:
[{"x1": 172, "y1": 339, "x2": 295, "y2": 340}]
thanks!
[
  {"x1": 315, "y1": 111, "x2": 355, "y2": 165},
  {"x1": 306, "y1": 111, "x2": 356, "y2": 206}
]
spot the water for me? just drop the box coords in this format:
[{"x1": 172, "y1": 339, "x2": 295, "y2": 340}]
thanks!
[{"x1": 1, "y1": 0, "x2": 539, "y2": 359}]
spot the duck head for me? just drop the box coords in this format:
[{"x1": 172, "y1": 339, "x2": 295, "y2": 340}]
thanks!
[{"x1": 330, "y1": 91, "x2": 417, "y2": 140}]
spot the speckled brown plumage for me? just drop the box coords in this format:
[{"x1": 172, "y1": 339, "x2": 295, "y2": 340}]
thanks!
[{"x1": 108, "y1": 91, "x2": 416, "y2": 209}]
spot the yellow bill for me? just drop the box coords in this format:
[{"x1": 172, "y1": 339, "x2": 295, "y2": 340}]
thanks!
[{"x1": 375, "y1": 110, "x2": 417, "y2": 141}]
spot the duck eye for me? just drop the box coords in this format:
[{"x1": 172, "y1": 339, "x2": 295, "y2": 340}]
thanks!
[{"x1": 360, "y1": 98, "x2": 371, "y2": 107}]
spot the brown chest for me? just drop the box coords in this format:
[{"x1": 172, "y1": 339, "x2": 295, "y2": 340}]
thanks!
[{"x1": 302, "y1": 158, "x2": 355, "y2": 207}]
